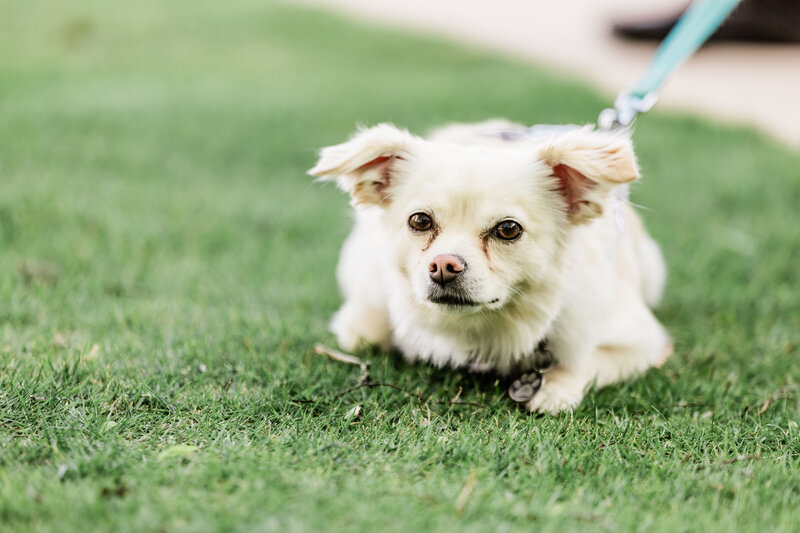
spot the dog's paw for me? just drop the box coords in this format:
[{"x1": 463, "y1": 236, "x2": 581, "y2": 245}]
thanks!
[
  {"x1": 331, "y1": 302, "x2": 392, "y2": 352},
  {"x1": 334, "y1": 329, "x2": 364, "y2": 353},
  {"x1": 335, "y1": 329, "x2": 391, "y2": 353},
  {"x1": 525, "y1": 370, "x2": 585, "y2": 415},
  {"x1": 652, "y1": 340, "x2": 674, "y2": 368},
  {"x1": 508, "y1": 371, "x2": 543, "y2": 403}
]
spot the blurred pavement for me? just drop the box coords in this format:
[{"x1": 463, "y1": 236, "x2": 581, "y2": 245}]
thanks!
[{"x1": 294, "y1": 0, "x2": 800, "y2": 147}]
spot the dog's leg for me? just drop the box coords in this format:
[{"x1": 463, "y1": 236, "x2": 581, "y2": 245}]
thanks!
[
  {"x1": 525, "y1": 364, "x2": 592, "y2": 414},
  {"x1": 591, "y1": 283, "x2": 672, "y2": 387},
  {"x1": 525, "y1": 331, "x2": 597, "y2": 415},
  {"x1": 525, "y1": 284, "x2": 670, "y2": 414},
  {"x1": 331, "y1": 213, "x2": 393, "y2": 352},
  {"x1": 636, "y1": 234, "x2": 667, "y2": 309},
  {"x1": 330, "y1": 300, "x2": 392, "y2": 352}
]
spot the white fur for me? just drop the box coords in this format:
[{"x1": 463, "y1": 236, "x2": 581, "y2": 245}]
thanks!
[{"x1": 310, "y1": 120, "x2": 671, "y2": 414}]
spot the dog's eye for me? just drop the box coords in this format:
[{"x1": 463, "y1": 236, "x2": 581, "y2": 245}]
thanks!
[
  {"x1": 495, "y1": 220, "x2": 522, "y2": 240},
  {"x1": 408, "y1": 212, "x2": 433, "y2": 232}
]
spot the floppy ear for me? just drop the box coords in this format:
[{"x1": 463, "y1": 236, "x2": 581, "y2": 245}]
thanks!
[
  {"x1": 308, "y1": 124, "x2": 418, "y2": 207},
  {"x1": 539, "y1": 127, "x2": 639, "y2": 224}
]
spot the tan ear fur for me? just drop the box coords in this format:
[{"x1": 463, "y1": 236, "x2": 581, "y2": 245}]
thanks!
[
  {"x1": 539, "y1": 127, "x2": 639, "y2": 224},
  {"x1": 308, "y1": 124, "x2": 417, "y2": 207}
]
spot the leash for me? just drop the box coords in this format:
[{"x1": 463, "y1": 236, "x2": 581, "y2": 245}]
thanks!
[
  {"x1": 598, "y1": 0, "x2": 743, "y2": 130},
  {"x1": 484, "y1": 0, "x2": 744, "y2": 142}
]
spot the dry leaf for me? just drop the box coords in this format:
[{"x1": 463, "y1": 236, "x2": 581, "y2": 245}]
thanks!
[
  {"x1": 85, "y1": 344, "x2": 100, "y2": 361},
  {"x1": 345, "y1": 405, "x2": 362, "y2": 421},
  {"x1": 455, "y1": 471, "x2": 478, "y2": 513}
]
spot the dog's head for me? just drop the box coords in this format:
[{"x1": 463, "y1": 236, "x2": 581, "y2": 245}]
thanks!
[{"x1": 310, "y1": 124, "x2": 638, "y2": 317}]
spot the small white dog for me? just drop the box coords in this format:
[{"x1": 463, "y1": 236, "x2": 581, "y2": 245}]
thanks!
[{"x1": 309, "y1": 120, "x2": 672, "y2": 414}]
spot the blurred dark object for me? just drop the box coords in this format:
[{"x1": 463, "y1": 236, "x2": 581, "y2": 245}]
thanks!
[{"x1": 613, "y1": 0, "x2": 800, "y2": 43}]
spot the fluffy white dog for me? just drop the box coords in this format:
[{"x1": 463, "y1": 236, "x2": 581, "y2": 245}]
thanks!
[{"x1": 309, "y1": 120, "x2": 672, "y2": 414}]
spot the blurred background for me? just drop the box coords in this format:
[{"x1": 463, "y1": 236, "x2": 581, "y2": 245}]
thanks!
[{"x1": 298, "y1": 0, "x2": 800, "y2": 147}]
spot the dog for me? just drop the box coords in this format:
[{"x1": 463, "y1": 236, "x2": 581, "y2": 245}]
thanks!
[{"x1": 309, "y1": 120, "x2": 672, "y2": 414}]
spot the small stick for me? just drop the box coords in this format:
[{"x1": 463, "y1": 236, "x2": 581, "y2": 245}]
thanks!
[
  {"x1": 757, "y1": 397, "x2": 771, "y2": 415},
  {"x1": 335, "y1": 381, "x2": 422, "y2": 400},
  {"x1": 695, "y1": 452, "x2": 761, "y2": 471},
  {"x1": 336, "y1": 381, "x2": 482, "y2": 407},
  {"x1": 720, "y1": 453, "x2": 761, "y2": 465},
  {"x1": 315, "y1": 344, "x2": 483, "y2": 408},
  {"x1": 314, "y1": 344, "x2": 370, "y2": 384},
  {"x1": 454, "y1": 472, "x2": 478, "y2": 513},
  {"x1": 314, "y1": 344, "x2": 368, "y2": 367}
]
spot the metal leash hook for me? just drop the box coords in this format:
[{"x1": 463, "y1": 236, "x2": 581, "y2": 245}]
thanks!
[
  {"x1": 597, "y1": 91, "x2": 659, "y2": 131},
  {"x1": 598, "y1": 0, "x2": 744, "y2": 130}
]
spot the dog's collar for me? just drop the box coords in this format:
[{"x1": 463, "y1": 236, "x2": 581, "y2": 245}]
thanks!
[{"x1": 508, "y1": 340, "x2": 554, "y2": 403}]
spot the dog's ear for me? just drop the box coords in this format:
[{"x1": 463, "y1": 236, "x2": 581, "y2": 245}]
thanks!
[
  {"x1": 538, "y1": 127, "x2": 639, "y2": 224},
  {"x1": 308, "y1": 124, "x2": 417, "y2": 207}
]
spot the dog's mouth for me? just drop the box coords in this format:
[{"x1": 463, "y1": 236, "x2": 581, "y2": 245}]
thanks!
[{"x1": 428, "y1": 294, "x2": 501, "y2": 308}]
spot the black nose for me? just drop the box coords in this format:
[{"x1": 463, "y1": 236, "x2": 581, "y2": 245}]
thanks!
[{"x1": 429, "y1": 254, "x2": 466, "y2": 286}]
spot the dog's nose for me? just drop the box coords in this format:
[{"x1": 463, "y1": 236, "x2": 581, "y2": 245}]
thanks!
[{"x1": 429, "y1": 254, "x2": 466, "y2": 286}]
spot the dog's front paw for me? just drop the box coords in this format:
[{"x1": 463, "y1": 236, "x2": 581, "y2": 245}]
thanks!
[
  {"x1": 525, "y1": 370, "x2": 585, "y2": 415},
  {"x1": 331, "y1": 302, "x2": 392, "y2": 352},
  {"x1": 508, "y1": 371, "x2": 543, "y2": 403}
]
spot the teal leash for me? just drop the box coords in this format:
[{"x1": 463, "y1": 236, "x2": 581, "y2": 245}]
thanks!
[{"x1": 598, "y1": 0, "x2": 743, "y2": 130}]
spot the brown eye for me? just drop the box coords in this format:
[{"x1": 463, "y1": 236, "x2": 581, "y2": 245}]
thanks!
[
  {"x1": 408, "y1": 212, "x2": 433, "y2": 231},
  {"x1": 495, "y1": 220, "x2": 522, "y2": 240}
]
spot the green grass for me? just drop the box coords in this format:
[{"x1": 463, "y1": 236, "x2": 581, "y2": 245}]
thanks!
[{"x1": 2, "y1": 1, "x2": 799, "y2": 531}]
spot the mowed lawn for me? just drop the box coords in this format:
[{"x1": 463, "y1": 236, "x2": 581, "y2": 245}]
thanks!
[{"x1": 2, "y1": 1, "x2": 800, "y2": 531}]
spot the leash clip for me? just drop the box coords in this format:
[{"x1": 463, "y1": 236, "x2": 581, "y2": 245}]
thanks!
[{"x1": 598, "y1": 91, "x2": 659, "y2": 131}]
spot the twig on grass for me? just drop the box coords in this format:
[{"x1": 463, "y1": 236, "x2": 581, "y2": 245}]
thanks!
[
  {"x1": 335, "y1": 380, "x2": 422, "y2": 399},
  {"x1": 314, "y1": 344, "x2": 370, "y2": 384},
  {"x1": 757, "y1": 397, "x2": 771, "y2": 415},
  {"x1": 334, "y1": 380, "x2": 482, "y2": 407},
  {"x1": 314, "y1": 344, "x2": 482, "y2": 408},
  {"x1": 445, "y1": 398, "x2": 482, "y2": 408},
  {"x1": 695, "y1": 452, "x2": 762, "y2": 471},
  {"x1": 753, "y1": 385, "x2": 798, "y2": 415}
]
